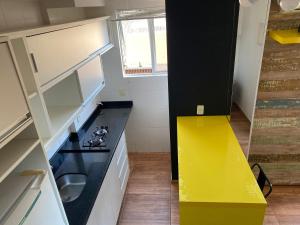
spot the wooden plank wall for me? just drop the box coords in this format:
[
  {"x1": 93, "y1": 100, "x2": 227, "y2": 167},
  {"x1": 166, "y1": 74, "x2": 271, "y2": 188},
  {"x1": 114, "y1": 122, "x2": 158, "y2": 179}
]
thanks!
[{"x1": 249, "y1": 0, "x2": 300, "y2": 184}]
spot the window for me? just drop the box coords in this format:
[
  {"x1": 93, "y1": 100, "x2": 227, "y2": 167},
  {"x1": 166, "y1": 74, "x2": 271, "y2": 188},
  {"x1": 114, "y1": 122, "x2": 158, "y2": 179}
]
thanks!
[{"x1": 118, "y1": 18, "x2": 167, "y2": 76}]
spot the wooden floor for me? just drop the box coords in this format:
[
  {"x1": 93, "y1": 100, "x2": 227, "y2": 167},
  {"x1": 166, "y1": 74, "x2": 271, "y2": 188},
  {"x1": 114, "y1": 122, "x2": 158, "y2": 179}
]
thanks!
[
  {"x1": 118, "y1": 107, "x2": 300, "y2": 225},
  {"x1": 118, "y1": 153, "x2": 300, "y2": 225}
]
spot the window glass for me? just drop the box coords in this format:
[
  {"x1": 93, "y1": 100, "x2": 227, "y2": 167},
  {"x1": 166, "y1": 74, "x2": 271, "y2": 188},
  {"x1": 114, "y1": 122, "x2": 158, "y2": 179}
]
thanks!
[
  {"x1": 121, "y1": 20, "x2": 152, "y2": 74},
  {"x1": 154, "y1": 18, "x2": 168, "y2": 72}
]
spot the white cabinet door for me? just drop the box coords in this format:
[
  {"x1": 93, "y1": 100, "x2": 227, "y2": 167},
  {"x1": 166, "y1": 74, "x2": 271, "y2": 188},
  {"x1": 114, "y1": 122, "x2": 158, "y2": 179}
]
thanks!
[
  {"x1": 87, "y1": 151, "x2": 122, "y2": 225},
  {"x1": 87, "y1": 132, "x2": 129, "y2": 225},
  {"x1": 22, "y1": 175, "x2": 66, "y2": 225},
  {"x1": 0, "y1": 42, "x2": 29, "y2": 141},
  {"x1": 115, "y1": 132, "x2": 130, "y2": 195},
  {"x1": 77, "y1": 56, "x2": 105, "y2": 103},
  {"x1": 26, "y1": 20, "x2": 109, "y2": 86}
]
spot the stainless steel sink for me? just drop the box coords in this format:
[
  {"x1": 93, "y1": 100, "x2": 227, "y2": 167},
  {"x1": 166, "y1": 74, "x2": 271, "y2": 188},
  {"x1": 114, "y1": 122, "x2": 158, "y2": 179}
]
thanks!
[{"x1": 56, "y1": 174, "x2": 87, "y2": 203}]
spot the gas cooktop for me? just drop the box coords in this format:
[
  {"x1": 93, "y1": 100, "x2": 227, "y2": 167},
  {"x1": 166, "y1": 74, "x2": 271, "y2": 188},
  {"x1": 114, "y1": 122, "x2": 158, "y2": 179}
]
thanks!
[
  {"x1": 82, "y1": 126, "x2": 108, "y2": 148},
  {"x1": 60, "y1": 110, "x2": 111, "y2": 152},
  {"x1": 59, "y1": 102, "x2": 132, "y2": 153}
]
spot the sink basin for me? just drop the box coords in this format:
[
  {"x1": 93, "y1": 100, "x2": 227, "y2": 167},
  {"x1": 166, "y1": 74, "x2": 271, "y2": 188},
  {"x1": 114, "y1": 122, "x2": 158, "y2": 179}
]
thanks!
[{"x1": 56, "y1": 174, "x2": 87, "y2": 203}]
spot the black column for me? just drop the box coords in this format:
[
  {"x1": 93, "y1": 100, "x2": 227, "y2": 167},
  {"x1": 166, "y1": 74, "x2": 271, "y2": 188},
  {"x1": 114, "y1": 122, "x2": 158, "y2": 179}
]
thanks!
[{"x1": 166, "y1": 1, "x2": 240, "y2": 180}]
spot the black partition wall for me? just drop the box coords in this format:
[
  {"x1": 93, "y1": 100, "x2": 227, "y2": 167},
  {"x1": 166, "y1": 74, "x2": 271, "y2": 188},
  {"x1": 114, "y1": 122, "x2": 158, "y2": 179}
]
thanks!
[{"x1": 166, "y1": 1, "x2": 240, "y2": 180}]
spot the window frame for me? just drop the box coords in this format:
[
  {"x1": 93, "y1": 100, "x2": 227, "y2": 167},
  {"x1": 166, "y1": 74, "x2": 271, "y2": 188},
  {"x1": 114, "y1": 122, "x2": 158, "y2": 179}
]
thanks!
[{"x1": 117, "y1": 18, "x2": 168, "y2": 77}]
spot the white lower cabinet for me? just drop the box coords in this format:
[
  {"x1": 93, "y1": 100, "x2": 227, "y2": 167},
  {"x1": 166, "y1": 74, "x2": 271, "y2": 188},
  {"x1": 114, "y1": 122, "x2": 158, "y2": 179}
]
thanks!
[
  {"x1": 87, "y1": 132, "x2": 129, "y2": 225},
  {"x1": 22, "y1": 174, "x2": 66, "y2": 225}
]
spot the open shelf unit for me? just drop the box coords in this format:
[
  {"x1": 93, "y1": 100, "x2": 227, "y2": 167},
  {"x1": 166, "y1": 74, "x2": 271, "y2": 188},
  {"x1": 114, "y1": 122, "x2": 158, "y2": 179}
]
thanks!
[
  {"x1": 7, "y1": 17, "x2": 112, "y2": 156},
  {"x1": 0, "y1": 123, "x2": 40, "y2": 183},
  {"x1": 0, "y1": 126, "x2": 68, "y2": 225},
  {"x1": 47, "y1": 106, "x2": 81, "y2": 134},
  {"x1": 42, "y1": 72, "x2": 83, "y2": 148}
]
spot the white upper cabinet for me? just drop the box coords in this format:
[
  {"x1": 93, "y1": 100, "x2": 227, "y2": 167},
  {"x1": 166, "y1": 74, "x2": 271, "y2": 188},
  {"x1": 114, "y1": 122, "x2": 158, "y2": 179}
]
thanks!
[
  {"x1": 0, "y1": 42, "x2": 29, "y2": 142},
  {"x1": 76, "y1": 56, "x2": 105, "y2": 103},
  {"x1": 26, "y1": 19, "x2": 110, "y2": 87}
]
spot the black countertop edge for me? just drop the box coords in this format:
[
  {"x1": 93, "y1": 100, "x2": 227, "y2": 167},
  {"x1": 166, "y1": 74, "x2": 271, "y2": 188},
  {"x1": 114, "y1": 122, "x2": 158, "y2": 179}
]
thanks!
[{"x1": 101, "y1": 101, "x2": 133, "y2": 109}]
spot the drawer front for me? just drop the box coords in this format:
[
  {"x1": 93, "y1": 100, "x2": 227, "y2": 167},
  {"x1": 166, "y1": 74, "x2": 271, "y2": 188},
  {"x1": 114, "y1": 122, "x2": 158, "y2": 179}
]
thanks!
[
  {"x1": 121, "y1": 162, "x2": 129, "y2": 194},
  {"x1": 27, "y1": 20, "x2": 109, "y2": 86},
  {"x1": 115, "y1": 132, "x2": 126, "y2": 163},
  {"x1": 77, "y1": 56, "x2": 105, "y2": 103},
  {"x1": 117, "y1": 145, "x2": 126, "y2": 172},
  {"x1": 115, "y1": 132, "x2": 129, "y2": 194},
  {"x1": 0, "y1": 42, "x2": 29, "y2": 141}
]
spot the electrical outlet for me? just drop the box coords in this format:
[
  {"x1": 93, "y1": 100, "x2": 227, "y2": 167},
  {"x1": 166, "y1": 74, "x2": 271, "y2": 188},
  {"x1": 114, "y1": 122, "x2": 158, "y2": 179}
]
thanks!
[{"x1": 197, "y1": 105, "x2": 204, "y2": 115}]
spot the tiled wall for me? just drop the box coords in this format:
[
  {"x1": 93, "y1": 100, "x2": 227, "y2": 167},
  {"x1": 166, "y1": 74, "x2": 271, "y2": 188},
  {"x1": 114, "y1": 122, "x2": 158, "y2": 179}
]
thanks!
[
  {"x1": 123, "y1": 77, "x2": 169, "y2": 152},
  {"x1": 249, "y1": 1, "x2": 300, "y2": 184},
  {"x1": 100, "y1": 0, "x2": 170, "y2": 152},
  {"x1": 0, "y1": 0, "x2": 45, "y2": 32}
]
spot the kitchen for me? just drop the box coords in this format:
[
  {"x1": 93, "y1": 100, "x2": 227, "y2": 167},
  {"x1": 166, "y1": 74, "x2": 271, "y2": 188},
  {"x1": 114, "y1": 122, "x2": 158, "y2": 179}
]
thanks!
[{"x1": 0, "y1": 0, "x2": 300, "y2": 225}]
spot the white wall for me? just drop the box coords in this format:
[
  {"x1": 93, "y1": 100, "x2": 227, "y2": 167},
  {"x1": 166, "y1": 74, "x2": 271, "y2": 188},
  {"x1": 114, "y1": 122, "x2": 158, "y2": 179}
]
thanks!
[
  {"x1": 233, "y1": 0, "x2": 270, "y2": 122},
  {"x1": 0, "y1": 0, "x2": 45, "y2": 32},
  {"x1": 100, "y1": 0, "x2": 170, "y2": 152}
]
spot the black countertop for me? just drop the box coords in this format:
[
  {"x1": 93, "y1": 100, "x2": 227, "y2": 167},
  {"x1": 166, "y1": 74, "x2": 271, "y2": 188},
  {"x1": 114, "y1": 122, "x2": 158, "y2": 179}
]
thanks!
[{"x1": 50, "y1": 102, "x2": 132, "y2": 225}]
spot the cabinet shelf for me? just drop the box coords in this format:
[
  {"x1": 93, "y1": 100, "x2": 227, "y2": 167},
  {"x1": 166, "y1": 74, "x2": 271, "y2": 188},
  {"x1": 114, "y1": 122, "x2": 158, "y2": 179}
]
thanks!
[
  {"x1": 47, "y1": 106, "x2": 81, "y2": 134},
  {"x1": 0, "y1": 139, "x2": 40, "y2": 183},
  {"x1": 269, "y1": 29, "x2": 300, "y2": 44}
]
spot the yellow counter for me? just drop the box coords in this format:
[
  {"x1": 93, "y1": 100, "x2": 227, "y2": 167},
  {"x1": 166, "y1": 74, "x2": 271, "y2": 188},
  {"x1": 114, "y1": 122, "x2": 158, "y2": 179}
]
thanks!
[
  {"x1": 177, "y1": 116, "x2": 266, "y2": 225},
  {"x1": 269, "y1": 29, "x2": 300, "y2": 44}
]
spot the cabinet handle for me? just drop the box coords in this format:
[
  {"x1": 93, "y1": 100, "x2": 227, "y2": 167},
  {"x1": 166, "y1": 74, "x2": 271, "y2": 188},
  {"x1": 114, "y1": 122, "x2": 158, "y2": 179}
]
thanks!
[{"x1": 30, "y1": 53, "x2": 38, "y2": 73}]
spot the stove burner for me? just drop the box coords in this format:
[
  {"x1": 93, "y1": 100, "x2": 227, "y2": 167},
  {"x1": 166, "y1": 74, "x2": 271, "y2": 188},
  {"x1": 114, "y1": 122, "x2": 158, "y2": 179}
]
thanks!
[
  {"x1": 88, "y1": 137, "x2": 105, "y2": 147},
  {"x1": 83, "y1": 126, "x2": 109, "y2": 148},
  {"x1": 93, "y1": 126, "x2": 108, "y2": 136}
]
